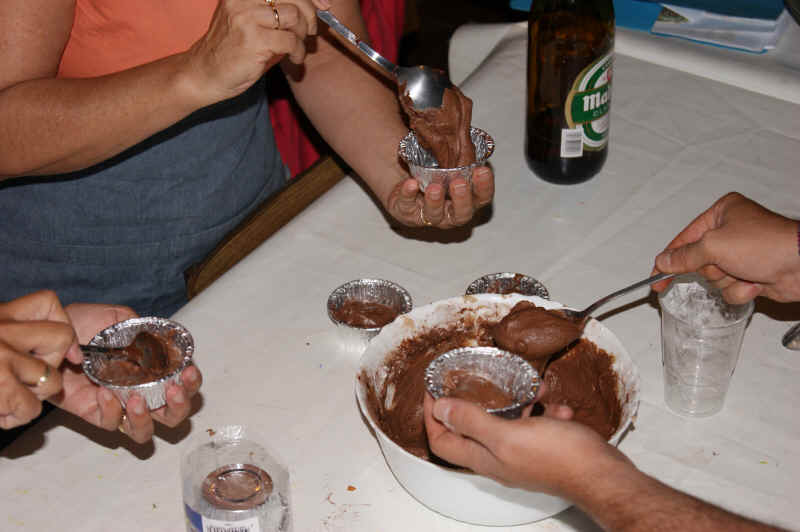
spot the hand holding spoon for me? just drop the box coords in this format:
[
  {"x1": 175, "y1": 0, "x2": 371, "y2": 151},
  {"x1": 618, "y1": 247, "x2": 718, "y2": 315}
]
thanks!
[{"x1": 316, "y1": 9, "x2": 452, "y2": 110}]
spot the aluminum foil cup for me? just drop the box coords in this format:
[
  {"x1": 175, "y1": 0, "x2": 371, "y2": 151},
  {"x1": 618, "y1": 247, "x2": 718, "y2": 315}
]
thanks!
[
  {"x1": 465, "y1": 272, "x2": 550, "y2": 299},
  {"x1": 425, "y1": 346, "x2": 539, "y2": 419},
  {"x1": 327, "y1": 279, "x2": 413, "y2": 355},
  {"x1": 83, "y1": 317, "x2": 194, "y2": 410},
  {"x1": 398, "y1": 127, "x2": 495, "y2": 192},
  {"x1": 355, "y1": 294, "x2": 640, "y2": 526}
]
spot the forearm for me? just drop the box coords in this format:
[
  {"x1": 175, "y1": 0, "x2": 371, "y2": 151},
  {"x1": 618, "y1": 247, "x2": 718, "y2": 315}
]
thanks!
[
  {"x1": 0, "y1": 54, "x2": 200, "y2": 179},
  {"x1": 572, "y1": 461, "x2": 786, "y2": 532},
  {"x1": 286, "y1": 3, "x2": 409, "y2": 207}
]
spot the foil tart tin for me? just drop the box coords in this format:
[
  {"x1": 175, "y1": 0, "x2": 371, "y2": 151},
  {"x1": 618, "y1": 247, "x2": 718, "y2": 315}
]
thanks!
[
  {"x1": 465, "y1": 272, "x2": 550, "y2": 299},
  {"x1": 425, "y1": 346, "x2": 540, "y2": 419},
  {"x1": 327, "y1": 279, "x2": 413, "y2": 355},
  {"x1": 398, "y1": 127, "x2": 495, "y2": 192},
  {"x1": 182, "y1": 425, "x2": 291, "y2": 532},
  {"x1": 83, "y1": 316, "x2": 194, "y2": 410}
]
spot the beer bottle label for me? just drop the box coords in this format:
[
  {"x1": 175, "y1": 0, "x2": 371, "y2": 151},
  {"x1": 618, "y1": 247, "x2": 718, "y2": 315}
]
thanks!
[{"x1": 563, "y1": 52, "x2": 613, "y2": 157}]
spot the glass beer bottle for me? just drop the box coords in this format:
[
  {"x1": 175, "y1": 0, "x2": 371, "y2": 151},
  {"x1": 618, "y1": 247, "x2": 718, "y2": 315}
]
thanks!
[{"x1": 525, "y1": 0, "x2": 615, "y2": 184}]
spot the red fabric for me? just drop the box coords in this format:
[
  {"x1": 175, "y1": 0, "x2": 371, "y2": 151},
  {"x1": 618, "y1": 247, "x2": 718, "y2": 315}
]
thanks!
[{"x1": 269, "y1": 1, "x2": 406, "y2": 177}]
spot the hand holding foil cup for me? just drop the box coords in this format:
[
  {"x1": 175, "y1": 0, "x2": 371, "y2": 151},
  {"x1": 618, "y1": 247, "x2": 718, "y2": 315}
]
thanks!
[
  {"x1": 398, "y1": 127, "x2": 495, "y2": 193},
  {"x1": 83, "y1": 317, "x2": 194, "y2": 410}
]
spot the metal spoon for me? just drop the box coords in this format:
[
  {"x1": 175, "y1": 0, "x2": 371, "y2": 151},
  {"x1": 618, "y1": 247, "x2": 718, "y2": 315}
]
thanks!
[
  {"x1": 81, "y1": 332, "x2": 168, "y2": 372},
  {"x1": 559, "y1": 272, "x2": 675, "y2": 329},
  {"x1": 782, "y1": 322, "x2": 800, "y2": 350},
  {"x1": 316, "y1": 9, "x2": 452, "y2": 109}
]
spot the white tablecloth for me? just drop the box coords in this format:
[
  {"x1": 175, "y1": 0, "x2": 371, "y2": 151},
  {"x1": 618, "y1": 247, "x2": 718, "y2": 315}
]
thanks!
[{"x1": 3, "y1": 23, "x2": 799, "y2": 532}]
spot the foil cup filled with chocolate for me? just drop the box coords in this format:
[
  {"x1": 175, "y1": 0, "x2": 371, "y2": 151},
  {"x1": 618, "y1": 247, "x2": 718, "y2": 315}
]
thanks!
[
  {"x1": 327, "y1": 278, "x2": 413, "y2": 354},
  {"x1": 182, "y1": 425, "x2": 291, "y2": 532},
  {"x1": 398, "y1": 127, "x2": 495, "y2": 192},
  {"x1": 83, "y1": 317, "x2": 194, "y2": 410},
  {"x1": 425, "y1": 346, "x2": 539, "y2": 419},
  {"x1": 465, "y1": 272, "x2": 550, "y2": 299}
]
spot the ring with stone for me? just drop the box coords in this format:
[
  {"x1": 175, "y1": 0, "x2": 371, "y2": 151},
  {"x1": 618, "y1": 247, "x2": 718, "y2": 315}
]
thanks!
[{"x1": 37, "y1": 364, "x2": 51, "y2": 386}]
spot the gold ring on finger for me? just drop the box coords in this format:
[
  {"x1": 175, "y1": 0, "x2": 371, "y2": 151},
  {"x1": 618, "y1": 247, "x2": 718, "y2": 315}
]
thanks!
[
  {"x1": 265, "y1": 0, "x2": 275, "y2": 6},
  {"x1": 272, "y1": 6, "x2": 281, "y2": 29},
  {"x1": 419, "y1": 208, "x2": 433, "y2": 227},
  {"x1": 37, "y1": 364, "x2": 51, "y2": 386},
  {"x1": 445, "y1": 206, "x2": 456, "y2": 226},
  {"x1": 118, "y1": 413, "x2": 128, "y2": 434}
]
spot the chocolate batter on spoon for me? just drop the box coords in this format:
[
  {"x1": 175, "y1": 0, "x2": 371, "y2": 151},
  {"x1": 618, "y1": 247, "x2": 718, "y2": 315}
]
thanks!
[{"x1": 491, "y1": 301, "x2": 581, "y2": 373}]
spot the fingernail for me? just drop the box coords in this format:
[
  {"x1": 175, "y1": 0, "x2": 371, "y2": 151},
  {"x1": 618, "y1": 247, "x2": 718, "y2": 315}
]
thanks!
[
  {"x1": 428, "y1": 185, "x2": 443, "y2": 201},
  {"x1": 475, "y1": 166, "x2": 491, "y2": 181},
  {"x1": 100, "y1": 388, "x2": 114, "y2": 404},
  {"x1": 131, "y1": 398, "x2": 146, "y2": 416},
  {"x1": 655, "y1": 249, "x2": 672, "y2": 270},
  {"x1": 453, "y1": 183, "x2": 468, "y2": 198},
  {"x1": 173, "y1": 389, "x2": 186, "y2": 405},
  {"x1": 433, "y1": 400, "x2": 455, "y2": 431}
]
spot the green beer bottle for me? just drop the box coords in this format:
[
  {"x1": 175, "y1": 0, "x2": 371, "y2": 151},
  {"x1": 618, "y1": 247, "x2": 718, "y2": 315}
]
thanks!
[{"x1": 525, "y1": 0, "x2": 615, "y2": 184}]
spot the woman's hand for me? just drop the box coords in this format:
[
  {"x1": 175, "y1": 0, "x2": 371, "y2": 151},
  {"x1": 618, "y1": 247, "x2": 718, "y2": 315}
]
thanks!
[
  {"x1": 182, "y1": 0, "x2": 330, "y2": 106},
  {"x1": 386, "y1": 166, "x2": 495, "y2": 228},
  {"x1": 0, "y1": 291, "x2": 79, "y2": 429},
  {"x1": 51, "y1": 303, "x2": 203, "y2": 444}
]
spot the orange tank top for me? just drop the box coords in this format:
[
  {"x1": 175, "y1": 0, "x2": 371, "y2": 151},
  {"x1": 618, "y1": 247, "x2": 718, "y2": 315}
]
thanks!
[{"x1": 58, "y1": 0, "x2": 219, "y2": 78}]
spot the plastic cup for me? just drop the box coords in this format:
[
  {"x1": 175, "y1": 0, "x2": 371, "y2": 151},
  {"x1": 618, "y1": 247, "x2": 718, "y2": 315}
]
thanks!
[{"x1": 658, "y1": 274, "x2": 754, "y2": 417}]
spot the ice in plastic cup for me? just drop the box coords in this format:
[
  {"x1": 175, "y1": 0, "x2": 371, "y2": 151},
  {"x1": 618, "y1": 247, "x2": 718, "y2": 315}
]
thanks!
[{"x1": 658, "y1": 274, "x2": 754, "y2": 417}]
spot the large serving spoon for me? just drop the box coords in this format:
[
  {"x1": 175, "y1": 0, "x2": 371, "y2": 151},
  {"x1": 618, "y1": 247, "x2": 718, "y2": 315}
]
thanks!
[
  {"x1": 81, "y1": 332, "x2": 168, "y2": 372},
  {"x1": 538, "y1": 272, "x2": 675, "y2": 375},
  {"x1": 316, "y1": 9, "x2": 452, "y2": 110},
  {"x1": 559, "y1": 272, "x2": 675, "y2": 330}
]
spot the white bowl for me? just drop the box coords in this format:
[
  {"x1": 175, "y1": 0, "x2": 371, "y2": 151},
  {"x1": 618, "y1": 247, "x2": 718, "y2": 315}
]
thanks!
[{"x1": 355, "y1": 294, "x2": 640, "y2": 526}]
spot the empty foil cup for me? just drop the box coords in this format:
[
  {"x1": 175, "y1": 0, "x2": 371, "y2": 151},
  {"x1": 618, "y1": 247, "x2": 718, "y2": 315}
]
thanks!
[
  {"x1": 327, "y1": 279, "x2": 413, "y2": 354},
  {"x1": 425, "y1": 346, "x2": 540, "y2": 419},
  {"x1": 466, "y1": 273, "x2": 550, "y2": 299},
  {"x1": 398, "y1": 127, "x2": 495, "y2": 192},
  {"x1": 83, "y1": 317, "x2": 194, "y2": 410}
]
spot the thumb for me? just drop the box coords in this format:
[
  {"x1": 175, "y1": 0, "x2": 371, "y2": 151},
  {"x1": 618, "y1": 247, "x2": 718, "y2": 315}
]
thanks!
[
  {"x1": 655, "y1": 240, "x2": 711, "y2": 276},
  {"x1": 433, "y1": 398, "x2": 507, "y2": 449}
]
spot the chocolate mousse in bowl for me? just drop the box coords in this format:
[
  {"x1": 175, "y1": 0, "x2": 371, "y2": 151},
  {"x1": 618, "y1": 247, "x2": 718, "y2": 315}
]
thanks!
[
  {"x1": 327, "y1": 279, "x2": 413, "y2": 355},
  {"x1": 83, "y1": 317, "x2": 194, "y2": 410},
  {"x1": 355, "y1": 294, "x2": 640, "y2": 526}
]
